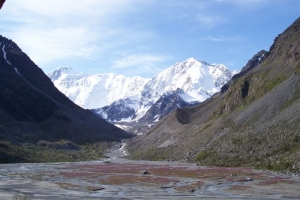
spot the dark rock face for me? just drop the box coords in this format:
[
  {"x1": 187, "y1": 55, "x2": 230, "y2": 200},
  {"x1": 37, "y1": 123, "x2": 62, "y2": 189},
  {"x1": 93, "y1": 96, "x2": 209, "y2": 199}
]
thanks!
[
  {"x1": 93, "y1": 89, "x2": 199, "y2": 124},
  {"x1": 139, "y1": 89, "x2": 198, "y2": 123},
  {"x1": 176, "y1": 108, "x2": 190, "y2": 125},
  {"x1": 221, "y1": 50, "x2": 267, "y2": 93},
  {"x1": 0, "y1": 35, "x2": 132, "y2": 162},
  {"x1": 267, "y1": 17, "x2": 300, "y2": 64},
  {"x1": 0, "y1": 38, "x2": 48, "y2": 122},
  {"x1": 93, "y1": 98, "x2": 137, "y2": 122},
  {"x1": 0, "y1": 35, "x2": 77, "y2": 123}
]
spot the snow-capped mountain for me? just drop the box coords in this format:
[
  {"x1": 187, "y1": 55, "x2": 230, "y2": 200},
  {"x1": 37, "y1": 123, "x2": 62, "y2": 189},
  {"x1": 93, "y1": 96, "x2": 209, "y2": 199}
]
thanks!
[
  {"x1": 48, "y1": 58, "x2": 237, "y2": 123},
  {"x1": 93, "y1": 58, "x2": 237, "y2": 122},
  {"x1": 48, "y1": 67, "x2": 149, "y2": 109},
  {"x1": 140, "y1": 58, "x2": 233, "y2": 104}
]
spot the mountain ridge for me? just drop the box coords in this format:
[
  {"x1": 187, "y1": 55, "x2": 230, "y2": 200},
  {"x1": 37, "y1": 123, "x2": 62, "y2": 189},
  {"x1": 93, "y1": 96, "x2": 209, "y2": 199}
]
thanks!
[
  {"x1": 49, "y1": 58, "x2": 237, "y2": 123},
  {"x1": 99, "y1": 58, "x2": 236, "y2": 123},
  {"x1": 49, "y1": 67, "x2": 149, "y2": 109}
]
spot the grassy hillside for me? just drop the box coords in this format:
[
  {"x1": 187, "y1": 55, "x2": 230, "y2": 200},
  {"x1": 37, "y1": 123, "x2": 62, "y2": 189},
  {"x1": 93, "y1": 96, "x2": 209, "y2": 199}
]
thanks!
[{"x1": 128, "y1": 17, "x2": 300, "y2": 173}]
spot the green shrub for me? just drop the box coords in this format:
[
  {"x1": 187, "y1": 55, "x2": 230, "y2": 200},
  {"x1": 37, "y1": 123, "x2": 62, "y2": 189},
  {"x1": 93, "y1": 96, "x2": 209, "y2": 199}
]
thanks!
[
  {"x1": 13, "y1": 195, "x2": 27, "y2": 200},
  {"x1": 195, "y1": 150, "x2": 208, "y2": 162},
  {"x1": 231, "y1": 137, "x2": 241, "y2": 145}
]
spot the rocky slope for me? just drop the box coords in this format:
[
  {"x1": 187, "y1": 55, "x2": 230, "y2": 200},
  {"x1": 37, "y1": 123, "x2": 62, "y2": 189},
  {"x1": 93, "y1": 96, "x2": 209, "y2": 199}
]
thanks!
[
  {"x1": 0, "y1": 36, "x2": 133, "y2": 163},
  {"x1": 127, "y1": 17, "x2": 300, "y2": 172}
]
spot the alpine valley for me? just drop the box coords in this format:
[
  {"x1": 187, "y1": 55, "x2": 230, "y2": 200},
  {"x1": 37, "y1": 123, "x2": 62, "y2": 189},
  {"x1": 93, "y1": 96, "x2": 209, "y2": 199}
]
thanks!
[
  {"x1": 0, "y1": 0, "x2": 298, "y2": 173},
  {"x1": 0, "y1": 12, "x2": 300, "y2": 200},
  {"x1": 1, "y1": 0, "x2": 300, "y2": 196},
  {"x1": 49, "y1": 58, "x2": 238, "y2": 132}
]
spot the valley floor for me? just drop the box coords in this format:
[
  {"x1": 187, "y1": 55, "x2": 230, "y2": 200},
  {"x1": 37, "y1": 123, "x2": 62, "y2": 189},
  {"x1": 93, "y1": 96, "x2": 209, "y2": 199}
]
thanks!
[{"x1": 0, "y1": 143, "x2": 299, "y2": 200}]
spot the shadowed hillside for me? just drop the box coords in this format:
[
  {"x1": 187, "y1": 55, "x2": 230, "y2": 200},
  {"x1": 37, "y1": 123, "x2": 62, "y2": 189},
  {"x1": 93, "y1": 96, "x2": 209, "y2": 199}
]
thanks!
[
  {"x1": 128, "y1": 17, "x2": 300, "y2": 172},
  {"x1": 0, "y1": 36, "x2": 133, "y2": 163}
]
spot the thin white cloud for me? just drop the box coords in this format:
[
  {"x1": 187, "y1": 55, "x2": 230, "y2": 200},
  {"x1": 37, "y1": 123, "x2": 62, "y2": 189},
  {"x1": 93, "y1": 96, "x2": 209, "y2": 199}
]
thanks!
[
  {"x1": 3, "y1": 0, "x2": 139, "y2": 21},
  {"x1": 215, "y1": 0, "x2": 269, "y2": 7},
  {"x1": 112, "y1": 54, "x2": 168, "y2": 71},
  {"x1": 203, "y1": 35, "x2": 243, "y2": 42},
  {"x1": 1, "y1": 0, "x2": 144, "y2": 65},
  {"x1": 7, "y1": 27, "x2": 99, "y2": 63},
  {"x1": 197, "y1": 15, "x2": 225, "y2": 28},
  {"x1": 162, "y1": 1, "x2": 226, "y2": 28}
]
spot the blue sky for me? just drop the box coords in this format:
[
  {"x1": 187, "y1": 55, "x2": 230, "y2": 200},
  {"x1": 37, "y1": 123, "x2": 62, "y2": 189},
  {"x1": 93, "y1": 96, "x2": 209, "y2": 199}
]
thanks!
[{"x1": 1, "y1": 0, "x2": 299, "y2": 78}]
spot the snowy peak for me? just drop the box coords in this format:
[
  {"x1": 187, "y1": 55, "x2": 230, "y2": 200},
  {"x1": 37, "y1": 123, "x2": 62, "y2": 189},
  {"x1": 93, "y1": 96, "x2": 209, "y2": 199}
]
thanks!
[
  {"x1": 111, "y1": 58, "x2": 236, "y2": 123},
  {"x1": 184, "y1": 57, "x2": 210, "y2": 66},
  {"x1": 209, "y1": 64, "x2": 235, "y2": 87},
  {"x1": 48, "y1": 66, "x2": 77, "y2": 81},
  {"x1": 48, "y1": 68, "x2": 149, "y2": 109},
  {"x1": 141, "y1": 58, "x2": 234, "y2": 104}
]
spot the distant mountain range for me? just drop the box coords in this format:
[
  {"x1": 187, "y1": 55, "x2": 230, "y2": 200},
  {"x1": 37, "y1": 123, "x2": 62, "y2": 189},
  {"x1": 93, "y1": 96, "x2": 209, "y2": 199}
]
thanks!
[
  {"x1": 48, "y1": 67, "x2": 148, "y2": 109},
  {"x1": 49, "y1": 58, "x2": 238, "y2": 123}
]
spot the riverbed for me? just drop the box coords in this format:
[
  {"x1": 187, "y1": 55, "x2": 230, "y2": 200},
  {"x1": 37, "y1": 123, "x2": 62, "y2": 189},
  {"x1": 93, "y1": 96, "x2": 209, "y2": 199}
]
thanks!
[{"x1": 0, "y1": 143, "x2": 299, "y2": 199}]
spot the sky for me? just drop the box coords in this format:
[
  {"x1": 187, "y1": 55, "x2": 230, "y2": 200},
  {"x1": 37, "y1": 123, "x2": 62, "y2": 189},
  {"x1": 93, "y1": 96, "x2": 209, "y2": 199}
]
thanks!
[{"x1": 0, "y1": 0, "x2": 299, "y2": 78}]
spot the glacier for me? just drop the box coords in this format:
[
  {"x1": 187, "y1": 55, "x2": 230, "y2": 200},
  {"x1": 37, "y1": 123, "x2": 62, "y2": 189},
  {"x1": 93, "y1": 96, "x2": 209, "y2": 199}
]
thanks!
[
  {"x1": 48, "y1": 66, "x2": 149, "y2": 109},
  {"x1": 48, "y1": 58, "x2": 238, "y2": 122}
]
